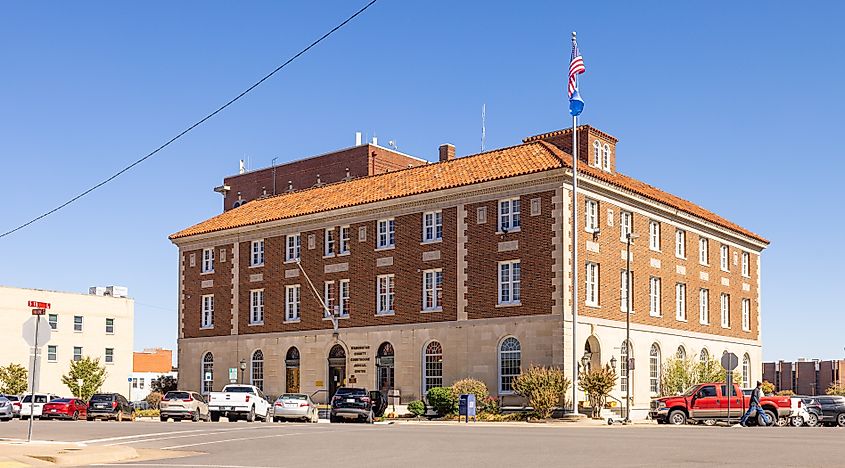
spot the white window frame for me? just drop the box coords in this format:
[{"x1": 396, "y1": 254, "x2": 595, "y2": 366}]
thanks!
[
  {"x1": 649, "y1": 344, "x2": 661, "y2": 395},
  {"x1": 602, "y1": 143, "x2": 611, "y2": 171},
  {"x1": 585, "y1": 262, "x2": 599, "y2": 307},
  {"x1": 497, "y1": 260, "x2": 521, "y2": 305},
  {"x1": 498, "y1": 198, "x2": 521, "y2": 232},
  {"x1": 339, "y1": 226, "x2": 351, "y2": 254},
  {"x1": 699, "y1": 288, "x2": 709, "y2": 325},
  {"x1": 620, "y1": 341, "x2": 631, "y2": 392},
  {"x1": 201, "y1": 294, "x2": 214, "y2": 328},
  {"x1": 285, "y1": 285, "x2": 301, "y2": 322},
  {"x1": 498, "y1": 337, "x2": 521, "y2": 394},
  {"x1": 620, "y1": 211, "x2": 632, "y2": 241},
  {"x1": 48, "y1": 314, "x2": 58, "y2": 330},
  {"x1": 720, "y1": 293, "x2": 730, "y2": 328},
  {"x1": 649, "y1": 221, "x2": 660, "y2": 251},
  {"x1": 324, "y1": 228, "x2": 336, "y2": 256},
  {"x1": 422, "y1": 341, "x2": 443, "y2": 394},
  {"x1": 585, "y1": 199, "x2": 599, "y2": 232},
  {"x1": 250, "y1": 289, "x2": 264, "y2": 325},
  {"x1": 323, "y1": 281, "x2": 336, "y2": 318},
  {"x1": 73, "y1": 346, "x2": 83, "y2": 362},
  {"x1": 105, "y1": 348, "x2": 114, "y2": 364},
  {"x1": 720, "y1": 245, "x2": 729, "y2": 272},
  {"x1": 742, "y1": 298, "x2": 751, "y2": 331},
  {"x1": 47, "y1": 345, "x2": 57, "y2": 362},
  {"x1": 286, "y1": 234, "x2": 301, "y2": 262},
  {"x1": 423, "y1": 211, "x2": 443, "y2": 242},
  {"x1": 649, "y1": 276, "x2": 661, "y2": 317},
  {"x1": 741, "y1": 252, "x2": 750, "y2": 277},
  {"x1": 422, "y1": 269, "x2": 443, "y2": 311},
  {"x1": 675, "y1": 283, "x2": 686, "y2": 321},
  {"x1": 377, "y1": 219, "x2": 395, "y2": 249},
  {"x1": 201, "y1": 247, "x2": 214, "y2": 273},
  {"x1": 620, "y1": 269, "x2": 632, "y2": 312},
  {"x1": 675, "y1": 229, "x2": 686, "y2": 259},
  {"x1": 74, "y1": 315, "x2": 83, "y2": 332},
  {"x1": 376, "y1": 274, "x2": 395, "y2": 315},
  {"x1": 592, "y1": 140, "x2": 601, "y2": 167},
  {"x1": 338, "y1": 279, "x2": 350, "y2": 317},
  {"x1": 699, "y1": 237, "x2": 709, "y2": 265},
  {"x1": 251, "y1": 239, "x2": 265, "y2": 267},
  {"x1": 105, "y1": 318, "x2": 114, "y2": 334},
  {"x1": 742, "y1": 354, "x2": 750, "y2": 388}
]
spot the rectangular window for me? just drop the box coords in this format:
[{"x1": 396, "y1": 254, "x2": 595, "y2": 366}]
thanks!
[
  {"x1": 498, "y1": 198, "x2": 521, "y2": 232},
  {"x1": 423, "y1": 211, "x2": 443, "y2": 242},
  {"x1": 620, "y1": 211, "x2": 632, "y2": 241},
  {"x1": 47, "y1": 345, "x2": 57, "y2": 362},
  {"x1": 742, "y1": 298, "x2": 751, "y2": 331},
  {"x1": 649, "y1": 277, "x2": 661, "y2": 317},
  {"x1": 201, "y1": 248, "x2": 214, "y2": 273},
  {"x1": 324, "y1": 281, "x2": 336, "y2": 317},
  {"x1": 720, "y1": 293, "x2": 730, "y2": 328},
  {"x1": 250, "y1": 289, "x2": 264, "y2": 324},
  {"x1": 48, "y1": 314, "x2": 58, "y2": 330},
  {"x1": 338, "y1": 279, "x2": 350, "y2": 317},
  {"x1": 73, "y1": 346, "x2": 82, "y2": 362},
  {"x1": 699, "y1": 288, "x2": 710, "y2": 325},
  {"x1": 74, "y1": 316, "x2": 83, "y2": 332},
  {"x1": 105, "y1": 348, "x2": 114, "y2": 364},
  {"x1": 422, "y1": 269, "x2": 443, "y2": 311},
  {"x1": 325, "y1": 228, "x2": 336, "y2": 256},
  {"x1": 585, "y1": 262, "x2": 599, "y2": 306},
  {"x1": 201, "y1": 294, "x2": 214, "y2": 328},
  {"x1": 286, "y1": 234, "x2": 301, "y2": 262},
  {"x1": 675, "y1": 229, "x2": 686, "y2": 258},
  {"x1": 585, "y1": 199, "x2": 599, "y2": 232},
  {"x1": 251, "y1": 239, "x2": 265, "y2": 266},
  {"x1": 377, "y1": 275, "x2": 395, "y2": 315},
  {"x1": 620, "y1": 269, "x2": 632, "y2": 312},
  {"x1": 140, "y1": 378, "x2": 145, "y2": 389},
  {"x1": 649, "y1": 221, "x2": 661, "y2": 251},
  {"x1": 720, "y1": 245, "x2": 729, "y2": 271},
  {"x1": 339, "y1": 226, "x2": 351, "y2": 254},
  {"x1": 675, "y1": 283, "x2": 686, "y2": 321},
  {"x1": 285, "y1": 285, "x2": 301, "y2": 321},
  {"x1": 105, "y1": 318, "x2": 114, "y2": 334},
  {"x1": 377, "y1": 219, "x2": 395, "y2": 249},
  {"x1": 498, "y1": 260, "x2": 522, "y2": 305},
  {"x1": 741, "y1": 252, "x2": 750, "y2": 277},
  {"x1": 699, "y1": 237, "x2": 709, "y2": 265}
]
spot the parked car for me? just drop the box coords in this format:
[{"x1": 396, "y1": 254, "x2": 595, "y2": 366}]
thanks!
[
  {"x1": 87, "y1": 393, "x2": 135, "y2": 421},
  {"x1": 649, "y1": 383, "x2": 792, "y2": 425},
  {"x1": 0, "y1": 397, "x2": 13, "y2": 421},
  {"x1": 19, "y1": 394, "x2": 59, "y2": 420},
  {"x1": 42, "y1": 398, "x2": 88, "y2": 421},
  {"x1": 207, "y1": 384, "x2": 272, "y2": 422},
  {"x1": 797, "y1": 397, "x2": 823, "y2": 427},
  {"x1": 787, "y1": 397, "x2": 811, "y2": 427},
  {"x1": 330, "y1": 387, "x2": 374, "y2": 423},
  {"x1": 0, "y1": 395, "x2": 21, "y2": 418},
  {"x1": 272, "y1": 393, "x2": 319, "y2": 423},
  {"x1": 814, "y1": 395, "x2": 845, "y2": 427},
  {"x1": 160, "y1": 391, "x2": 210, "y2": 422}
]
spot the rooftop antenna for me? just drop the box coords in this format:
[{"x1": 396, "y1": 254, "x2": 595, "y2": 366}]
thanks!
[
  {"x1": 481, "y1": 103, "x2": 487, "y2": 152},
  {"x1": 388, "y1": 140, "x2": 397, "y2": 150},
  {"x1": 239, "y1": 159, "x2": 245, "y2": 174},
  {"x1": 271, "y1": 157, "x2": 278, "y2": 195}
]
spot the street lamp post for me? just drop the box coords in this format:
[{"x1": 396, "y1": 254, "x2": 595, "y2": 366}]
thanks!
[
  {"x1": 624, "y1": 232, "x2": 639, "y2": 423},
  {"x1": 239, "y1": 359, "x2": 246, "y2": 384}
]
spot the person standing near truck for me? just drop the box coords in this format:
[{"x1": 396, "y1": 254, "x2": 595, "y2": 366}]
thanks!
[{"x1": 740, "y1": 381, "x2": 770, "y2": 427}]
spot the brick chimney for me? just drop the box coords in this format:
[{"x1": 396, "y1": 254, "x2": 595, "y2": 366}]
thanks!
[{"x1": 439, "y1": 144, "x2": 456, "y2": 162}]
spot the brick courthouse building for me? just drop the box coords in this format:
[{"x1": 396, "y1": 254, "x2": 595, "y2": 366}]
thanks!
[{"x1": 170, "y1": 126, "x2": 768, "y2": 418}]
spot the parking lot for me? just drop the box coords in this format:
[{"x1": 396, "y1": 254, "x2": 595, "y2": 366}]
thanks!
[{"x1": 1, "y1": 418, "x2": 844, "y2": 467}]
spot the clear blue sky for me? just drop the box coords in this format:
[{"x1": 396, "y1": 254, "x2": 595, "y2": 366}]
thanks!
[{"x1": 1, "y1": 1, "x2": 842, "y2": 362}]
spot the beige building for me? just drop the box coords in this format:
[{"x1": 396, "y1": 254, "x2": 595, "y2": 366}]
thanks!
[{"x1": 0, "y1": 285, "x2": 134, "y2": 396}]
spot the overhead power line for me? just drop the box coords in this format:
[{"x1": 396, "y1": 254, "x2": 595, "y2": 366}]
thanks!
[{"x1": 0, "y1": 0, "x2": 379, "y2": 240}]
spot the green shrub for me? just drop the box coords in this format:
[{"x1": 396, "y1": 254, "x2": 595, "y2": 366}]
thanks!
[
  {"x1": 761, "y1": 380, "x2": 775, "y2": 395},
  {"x1": 512, "y1": 366, "x2": 571, "y2": 419},
  {"x1": 578, "y1": 365, "x2": 617, "y2": 419},
  {"x1": 137, "y1": 409, "x2": 160, "y2": 417},
  {"x1": 426, "y1": 387, "x2": 457, "y2": 416},
  {"x1": 407, "y1": 400, "x2": 426, "y2": 417},
  {"x1": 145, "y1": 392, "x2": 163, "y2": 409},
  {"x1": 451, "y1": 378, "x2": 495, "y2": 413},
  {"x1": 776, "y1": 390, "x2": 795, "y2": 396}
]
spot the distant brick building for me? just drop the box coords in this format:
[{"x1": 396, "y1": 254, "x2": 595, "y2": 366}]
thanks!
[
  {"x1": 171, "y1": 125, "x2": 768, "y2": 419},
  {"x1": 762, "y1": 359, "x2": 844, "y2": 396}
]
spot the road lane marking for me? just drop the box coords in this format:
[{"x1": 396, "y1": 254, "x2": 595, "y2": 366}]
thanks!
[
  {"x1": 160, "y1": 428, "x2": 347, "y2": 449},
  {"x1": 81, "y1": 429, "x2": 212, "y2": 444},
  {"x1": 102, "y1": 426, "x2": 284, "y2": 446},
  {"x1": 95, "y1": 464, "x2": 283, "y2": 468}
]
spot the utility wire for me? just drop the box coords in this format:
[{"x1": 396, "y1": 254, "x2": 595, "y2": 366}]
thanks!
[{"x1": 0, "y1": 0, "x2": 379, "y2": 240}]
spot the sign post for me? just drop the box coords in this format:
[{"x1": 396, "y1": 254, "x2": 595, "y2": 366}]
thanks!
[
  {"x1": 26, "y1": 302, "x2": 50, "y2": 443},
  {"x1": 721, "y1": 352, "x2": 739, "y2": 426}
]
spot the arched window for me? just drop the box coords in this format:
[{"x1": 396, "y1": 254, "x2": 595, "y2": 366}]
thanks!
[
  {"x1": 499, "y1": 337, "x2": 521, "y2": 394},
  {"x1": 602, "y1": 144, "x2": 611, "y2": 171},
  {"x1": 699, "y1": 348, "x2": 709, "y2": 364},
  {"x1": 676, "y1": 345, "x2": 686, "y2": 360},
  {"x1": 593, "y1": 140, "x2": 601, "y2": 167},
  {"x1": 649, "y1": 343, "x2": 661, "y2": 395},
  {"x1": 285, "y1": 347, "x2": 300, "y2": 393},
  {"x1": 251, "y1": 350, "x2": 264, "y2": 391},
  {"x1": 202, "y1": 352, "x2": 213, "y2": 395},
  {"x1": 742, "y1": 354, "x2": 750, "y2": 388},
  {"x1": 423, "y1": 341, "x2": 443, "y2": 394},
  {"x1": 620, "y1": 340, "x2": 631, "y2": 392}
]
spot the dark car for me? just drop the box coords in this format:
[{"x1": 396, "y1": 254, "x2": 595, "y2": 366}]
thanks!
[
  {"x1": 330, "y1": 387, "x2": 373, "y2": 423},
  {"x1": 42, "y1": 398, "x2": 88, "y2": 421},
  {"x1": 815, "y1": 395, "x2": 845, "y2": 427},
  {"x1": 369, "y1": 390, "x2": 388, "y2": 417},
  {"x1": 87, "y1": 393, "x2": 135, "y2": 422}
]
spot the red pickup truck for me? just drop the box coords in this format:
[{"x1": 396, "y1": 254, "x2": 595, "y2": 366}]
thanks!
[{"x1": 649, "y1": 383, "x2": 791, "y2": 425}]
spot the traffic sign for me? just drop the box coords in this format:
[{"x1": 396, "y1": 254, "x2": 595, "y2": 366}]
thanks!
[
  {"x1": 229, "y1": 367, "x2": 237, "y2": 383},
  {"x1": 27, "y1": 301, "x2": 51, "y2": 309},
  {"x1": 22, "y1": 317, "x2": 52, "y2": 347},
  {"x1": 721, "y1": 352, "x2": 739, "y2": 371},
  {"x1": 31, "y1": 308, "x2": 46, "y2": 316},
  {"x1": 128, "y1": 377, "x2": 133, "y2": 382},
  {"x1": 205, "y1": 371, "x2": 213, "y2": 382}
]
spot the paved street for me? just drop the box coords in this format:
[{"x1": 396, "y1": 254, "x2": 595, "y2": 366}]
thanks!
[{"x1": 1, "y1": 419, "x2": 843, "y2": 467}]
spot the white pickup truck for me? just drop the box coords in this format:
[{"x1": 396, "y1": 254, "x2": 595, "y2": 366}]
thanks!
[{"x1": 207, "y1": 384, "x2": 272, "y2": 422}]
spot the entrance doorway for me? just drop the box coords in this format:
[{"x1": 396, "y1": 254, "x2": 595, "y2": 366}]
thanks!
[
  {"x1": 327, "y1": 344, "x2": 347, "y2": 399},
  {"x1": 285, "y1": 347, "x2": 300, "y2": 393},
  {"x1": 376, "y1": 342, "x2": 395, "y2": 394}
]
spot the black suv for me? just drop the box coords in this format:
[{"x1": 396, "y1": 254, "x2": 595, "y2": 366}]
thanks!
[
  {"x1": 330, "y1": 387, "x2": 373, "y2": 423},
  {"x1": 87, "y1": 393, "x2": 135, "y2": 421},
  {"x1": 815, "y1": 395, "x2": 845, "y2": 427}
]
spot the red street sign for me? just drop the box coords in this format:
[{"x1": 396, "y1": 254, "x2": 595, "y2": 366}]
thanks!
[
  {"x1": 31, "y1": 308, "x2": 46, "y2": 316},
  {"x1": 27, "y1": 301, "x2": 51, "y2": 309}
]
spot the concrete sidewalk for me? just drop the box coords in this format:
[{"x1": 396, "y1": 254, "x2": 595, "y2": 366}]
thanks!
[{"x1": 0, "y1": 440, "x2": 137, "y2": 467}]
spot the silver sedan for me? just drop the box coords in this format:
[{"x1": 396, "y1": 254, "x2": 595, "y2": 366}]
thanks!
[
  {"x1": 272, "y1": 394, "x2": 319, "y2": 423},
  {"x1": 0, "y1": 397, "x2": 13, "y2": 421}
]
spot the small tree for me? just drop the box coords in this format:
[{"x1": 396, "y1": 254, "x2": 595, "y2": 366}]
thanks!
[
  {"x1": 578, "y1": 365, "x2": 617, "y2": 418},
  {"x1": 826, "y1": 383, "x2": 845, "y2": 396},
  {"x1": 0, "y1": 363, "x2": 28, "y2": 395},
  {"x1": 450, "y1": 378, "x2": 491, "y2": 412},
  {"x1": 407, "y1": 400, "x2": 425, "y2": 417},
  {"x1": 151, "y1": 375, "x2": 178, "y2": 394},
  {"x1": 61, "y1": 357, "x2": 107, "y2": 401},
  {"x1": 776, "y1": 390, "x2": 795, "y2": 396},
  {"x1": 145, "y1": 392, "x2": 163, "y2": 409},
  {"x1": 512, "y1": 366, "x2": 571, "y2": 419},
  {"x1": 761, "y1": 380, "x2": 775, "y2": 395}
]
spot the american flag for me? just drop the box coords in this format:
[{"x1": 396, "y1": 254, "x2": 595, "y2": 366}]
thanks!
[{"x1": 568, "y1": 41, "x2": 585, "y2": 97}]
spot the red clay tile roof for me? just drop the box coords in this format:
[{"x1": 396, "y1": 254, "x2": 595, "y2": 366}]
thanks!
[{"x1": 170, "y1": 140, "x2": 767, "y2": 244}]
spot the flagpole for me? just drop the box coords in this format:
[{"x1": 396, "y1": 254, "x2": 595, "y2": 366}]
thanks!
[{"x1": 570, "y1": 31, "x2": 579, "y2": 415}]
